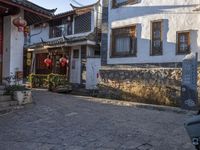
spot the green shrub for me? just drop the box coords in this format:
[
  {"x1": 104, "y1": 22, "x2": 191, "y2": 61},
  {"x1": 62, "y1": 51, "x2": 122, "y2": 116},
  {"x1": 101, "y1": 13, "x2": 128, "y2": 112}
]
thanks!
[
  {"x1": 29, "y1": 73, "x2": 68, "y2": 90},
  {"x1": 4, "y1": 85, "x2": 28, "y2": 96}
]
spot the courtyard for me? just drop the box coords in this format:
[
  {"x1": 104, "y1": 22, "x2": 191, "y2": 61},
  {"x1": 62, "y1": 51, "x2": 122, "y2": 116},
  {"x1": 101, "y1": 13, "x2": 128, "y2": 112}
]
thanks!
[{"x1": 0, "y1": 90, "x2": 196, "y2": 150}]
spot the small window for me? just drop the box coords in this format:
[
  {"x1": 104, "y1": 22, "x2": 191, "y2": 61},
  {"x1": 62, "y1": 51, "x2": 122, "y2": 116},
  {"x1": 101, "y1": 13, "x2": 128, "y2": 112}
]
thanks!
[
  {"x1": 49, "y1": 19, "x2": 73, "y2": 38},
  {"x1": 111, "y1": 26, "x2": 137, "y2": 57},
  {"x1": 112, "y1": 0, "x2": 139, "y2": 8},
  {"x1": 73, "y1": 49, "x2": 79, "y2": 58},
  {"x1": 151, "y1": 21, "x2": 163, "y2": 56},
  {"x1": 177, "y1": 32, "x2": 190, "y2": 55},
  {"x1": 74, "y1": 12, "x2": 91, "y2": 34}
]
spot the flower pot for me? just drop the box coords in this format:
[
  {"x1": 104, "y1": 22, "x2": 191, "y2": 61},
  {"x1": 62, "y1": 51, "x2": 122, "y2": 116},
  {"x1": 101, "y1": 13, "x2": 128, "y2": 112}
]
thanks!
[{"x1": 13, "y1": 90, "x2": 32, "y2": 105}]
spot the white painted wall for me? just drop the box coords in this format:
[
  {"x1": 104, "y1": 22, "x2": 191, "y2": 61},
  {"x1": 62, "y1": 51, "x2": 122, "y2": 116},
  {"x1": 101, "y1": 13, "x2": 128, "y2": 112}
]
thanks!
[
  {"x1": 28, "y1": 4, "x2": 101, "y2": 46},
  {"x1": 70, "y1": 46, "x2": 81, "y2": 84},
  {"x1": 107, "y1": 0, "x2": 200, "y2": 64},
  {"x1": 3, "y1": 10, "x2": 25, "y2": 79},
  {"x1": 30, "y1": 24, "x2": 50, "y2": 45},
  {"x1": 86, "y1": 58, "x2": 101, "y2": 89},
  {"x1": 3, "y1": 16, "x2": 11, "y2": 78}
]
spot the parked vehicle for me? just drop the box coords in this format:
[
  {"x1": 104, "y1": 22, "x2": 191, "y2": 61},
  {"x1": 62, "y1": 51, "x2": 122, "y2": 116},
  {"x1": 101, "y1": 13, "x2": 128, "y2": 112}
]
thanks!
[{"x1": 185, "y1": 111, "x2": 200, "y2": 150}]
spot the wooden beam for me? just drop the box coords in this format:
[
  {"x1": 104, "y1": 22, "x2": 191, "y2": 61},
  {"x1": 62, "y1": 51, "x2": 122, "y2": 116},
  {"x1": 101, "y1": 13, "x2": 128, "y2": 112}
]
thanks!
[{"x1": 0, "y1": 0, "x2": 52, "y2": 19}]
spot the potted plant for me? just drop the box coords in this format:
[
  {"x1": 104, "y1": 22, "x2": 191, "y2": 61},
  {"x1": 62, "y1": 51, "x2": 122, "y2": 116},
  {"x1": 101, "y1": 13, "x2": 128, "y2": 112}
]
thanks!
[
  {"x1": 48, "y1": 73, "x2": 72, "y2": 93},
  {"x1": 4, "y1": 73, "x2": 32, "y2": 105}
]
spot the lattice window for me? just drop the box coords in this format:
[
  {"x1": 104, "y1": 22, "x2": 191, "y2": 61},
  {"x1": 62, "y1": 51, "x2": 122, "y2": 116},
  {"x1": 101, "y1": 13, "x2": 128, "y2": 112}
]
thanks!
[
  {"x1": 74, "y1": 12, "x2": 91, "y2": 34},
  {"x1": 112, "y1": 26, "x2": 137, "y2": 57},
  {"x1": 151, "y1": 21, "x2": 163, "y2": 56},
  {"x1": 49, "y1": 19, "x2": 72, "y2": 38},
  {"x1": 177, "y1": 32, "x2": 190, "y2": 54}
]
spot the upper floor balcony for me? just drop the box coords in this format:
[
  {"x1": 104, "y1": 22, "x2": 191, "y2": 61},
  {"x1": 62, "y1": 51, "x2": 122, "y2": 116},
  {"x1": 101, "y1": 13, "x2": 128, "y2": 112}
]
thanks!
[{"x1": 25, "y1": 1, "x2": 102, "y2": 46}]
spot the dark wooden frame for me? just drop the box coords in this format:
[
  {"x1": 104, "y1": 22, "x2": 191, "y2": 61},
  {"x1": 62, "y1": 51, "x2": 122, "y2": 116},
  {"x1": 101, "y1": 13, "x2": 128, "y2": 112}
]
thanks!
[
  {"x1": 111, "y1": 26, "x2": 137, "y2": 57},
  {"x1": 150, "y1": 20, "x2": 163, "y2": 56},
  {"x1": 49, "y1": 19, "x2": 73, "y2": 38},
  {"x1": 176, "y1": 31, "x2": 191, "y2": 55}
]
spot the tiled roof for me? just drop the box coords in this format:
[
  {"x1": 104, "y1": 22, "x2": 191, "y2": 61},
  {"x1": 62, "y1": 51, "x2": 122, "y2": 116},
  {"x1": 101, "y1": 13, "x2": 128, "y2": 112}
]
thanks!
[
  {"x1": 53, "y1": 10, "x2": 75, "y2": 19},
  {"x1": 70, "y1": 0, "x2": 100, "y2": 10},
  {"x1": 3, "y1": 0, "x2": 56, "y2": 17},
  {"x1": 26, "y1": 32, "x2": 96, "y2": 49},
  {"x1": 51, "y1": 0, "x2": 100, "y2": 19}
]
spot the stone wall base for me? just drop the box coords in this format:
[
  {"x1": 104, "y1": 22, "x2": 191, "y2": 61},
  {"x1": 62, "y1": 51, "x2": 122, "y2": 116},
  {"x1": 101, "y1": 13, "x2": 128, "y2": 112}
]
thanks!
[{"x1": 98, "y1": 66, "x2": 182, "y2": 106}]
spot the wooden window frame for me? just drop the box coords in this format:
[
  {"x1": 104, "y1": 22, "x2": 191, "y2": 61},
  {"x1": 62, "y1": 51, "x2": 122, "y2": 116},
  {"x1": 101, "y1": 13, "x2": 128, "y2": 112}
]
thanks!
[
  {"x1": 49, "y1": 19, "x2": 73, "y2": 38},
  {"x1": 73, "y1": 49, "x2": 79, "y2": 58},
  {"x1": 111, "y1": 25, "x2": 137, "y2": 57},
  {"x1": 112, "y1": 0, "x2": 139, "y2": 8},
  {"x1": 150, "y1": 20, "x2": 163, "y2": 56},
  {"x1": 176, "y1": 31, "x2": 191, "y2": 55}
]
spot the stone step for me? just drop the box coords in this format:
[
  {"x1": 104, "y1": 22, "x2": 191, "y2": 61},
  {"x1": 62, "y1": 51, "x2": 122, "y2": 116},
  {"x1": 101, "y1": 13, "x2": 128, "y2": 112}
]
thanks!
[
  {"x1": 0, "y1": 101, "x2": 18, "y2": 108},
  {"x1": 0, "y1": 95, "x2": 12, "y2": 102},
  {"x1": 0, "y1": 90, "x2": 5, "y2": 96},
  {"x1": 0, "y1": 85, "x2": 5, "y2": 90},
  {"x1": 71, "y1": 88, "x2": 90, "y2": 96},
  {"x1": 0, "y1": 105, "x2": 24, "y2": 115}
]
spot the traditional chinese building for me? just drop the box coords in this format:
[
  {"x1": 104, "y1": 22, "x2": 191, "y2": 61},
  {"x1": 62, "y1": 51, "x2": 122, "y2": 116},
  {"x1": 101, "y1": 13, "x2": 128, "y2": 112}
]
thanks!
[
  {"x1": 0, "y1": 0, "x2": 56, "y2": 83},
  {"x1": 101, "y1": 0, "x2": 200, "y2": 66},
  {"x1": 25, "y1": 1, "x2": 102, "y2": 89}
]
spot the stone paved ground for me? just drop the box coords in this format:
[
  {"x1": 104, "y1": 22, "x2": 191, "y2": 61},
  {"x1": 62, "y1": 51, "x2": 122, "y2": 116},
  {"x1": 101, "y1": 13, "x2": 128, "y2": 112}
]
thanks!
[{"x1": 0, "y1": 90, "x2": 196, "y2": 150}]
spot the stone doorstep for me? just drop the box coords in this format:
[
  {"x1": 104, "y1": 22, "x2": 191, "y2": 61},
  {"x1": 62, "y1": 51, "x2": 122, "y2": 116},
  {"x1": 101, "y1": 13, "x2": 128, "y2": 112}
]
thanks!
[
  {"x1": 0, "y1": 105, "x2": 24, "y2": 115},
  {"x1": 0, "y1": 85, "x2": 5, "y2": 90},
  {"x1": 0, "y1": 101, "x2": 18, "y2": 108},
  {"x1": 0, "y1": 90, "x2": 5, "y2": 96},
  {"x1": 0, "y1": 95, "x2": 12, "y2": 102}
]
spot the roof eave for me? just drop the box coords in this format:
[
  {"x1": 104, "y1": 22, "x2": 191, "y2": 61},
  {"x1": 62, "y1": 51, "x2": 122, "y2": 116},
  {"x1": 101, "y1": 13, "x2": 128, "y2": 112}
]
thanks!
[{"x1": 1, "y1": 0, "x2": 54, "y2": 19}]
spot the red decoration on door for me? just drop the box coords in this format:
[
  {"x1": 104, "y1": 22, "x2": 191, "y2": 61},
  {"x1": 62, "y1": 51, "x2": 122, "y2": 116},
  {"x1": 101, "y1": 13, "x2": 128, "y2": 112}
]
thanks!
[
  {"x1": 44, "y1": 58, "x2": 52, "y2": 67},
  {"x1": 59, "y1": 57, "x2": 69, "y2": 67}
]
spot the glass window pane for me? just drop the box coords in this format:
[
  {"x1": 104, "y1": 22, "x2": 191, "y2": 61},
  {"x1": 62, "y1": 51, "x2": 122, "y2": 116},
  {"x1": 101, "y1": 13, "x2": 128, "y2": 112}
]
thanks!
[
  {"x1": 115, "y1": 37, "x2": 130, "y2": 52},
  {"x1": 154, "y1": 31, "x2": 161, "y2": 39},
  {"x1": 153, "y1": 40, "x2": 161, "y2": 48}
]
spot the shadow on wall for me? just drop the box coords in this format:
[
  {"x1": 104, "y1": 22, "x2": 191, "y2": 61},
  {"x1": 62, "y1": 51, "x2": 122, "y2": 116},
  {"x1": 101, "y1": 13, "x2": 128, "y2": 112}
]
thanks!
[
  {"x1": 98, "y1": 68, "x2": 182, "y2": 107},
  {"x1": 111, "y1": 4, "x2": 198, "y2": 21},
  {"x1": 109, "y1": 21, "x2": 200, "y2": 64},
  {"x1": 98, "y1": 83, "x2": 180, "y2": 107}
]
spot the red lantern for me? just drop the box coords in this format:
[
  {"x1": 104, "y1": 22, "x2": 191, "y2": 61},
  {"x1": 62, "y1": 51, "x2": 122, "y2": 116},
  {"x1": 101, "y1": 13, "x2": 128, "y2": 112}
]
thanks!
[
  {"x1": 13, "y1": 17, "x2": 27, "y2": 32},
  {"x1": 59, "y1": 57, "x2": 69, "y2": 67},
  {"x1": 44, "y1": 58, "x2": 52, "y2": 67}
]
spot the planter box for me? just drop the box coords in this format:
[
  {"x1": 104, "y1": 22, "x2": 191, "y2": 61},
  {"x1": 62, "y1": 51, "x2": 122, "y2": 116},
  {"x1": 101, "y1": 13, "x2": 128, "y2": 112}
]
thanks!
[{"x1": 13, "y1": 90, "x2": 32, "y2": 105}]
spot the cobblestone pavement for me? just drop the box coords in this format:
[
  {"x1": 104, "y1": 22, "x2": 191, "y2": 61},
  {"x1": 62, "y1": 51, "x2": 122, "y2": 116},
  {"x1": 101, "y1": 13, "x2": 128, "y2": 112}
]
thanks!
[{"x1": 0, "y1": 90, "x2": 195, "y2": 150}]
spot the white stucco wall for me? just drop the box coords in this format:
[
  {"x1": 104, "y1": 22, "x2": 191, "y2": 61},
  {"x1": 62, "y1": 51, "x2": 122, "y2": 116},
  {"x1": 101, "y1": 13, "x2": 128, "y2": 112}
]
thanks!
[
  {"x1": 107, "y1": 0, "x2": 200, "y2": 64},
  {"x1": 3, "y1": 10, "x2": 25, "y2": 79},
  {"x1": 86, "y1": 58, "x2": 101, "y2": 89},
  {"x1": 3, "y1": 16, "x2": 11, "y2": 78},
  {"x1": 30, "y1": 24, "x2": 50, "y2": 45},
  {"x1": 70, "y1": 46, "x2": 81, "y2": 84},
  {"x1": 28, "y1": 4, "x2": 102, "y2": 46}
]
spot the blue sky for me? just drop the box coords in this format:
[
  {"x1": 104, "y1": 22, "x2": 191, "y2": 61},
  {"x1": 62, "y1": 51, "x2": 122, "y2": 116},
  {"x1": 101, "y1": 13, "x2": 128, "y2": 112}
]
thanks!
[{"x1": 29, "y1": 0, "x2": 98, "y2": 14}]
